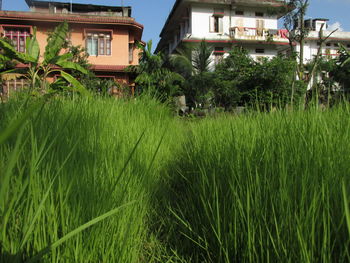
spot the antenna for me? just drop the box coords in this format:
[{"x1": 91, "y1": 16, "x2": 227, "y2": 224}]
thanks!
[
  {"x1": 70, "y1": 0, "x2": 72, "y2": 13},
  {"x1": 121, "y1": 0, "x2": 123, "y2": 6},
  {"x1": 0, "y1": 0, "x2": 2, "y2": 11}
]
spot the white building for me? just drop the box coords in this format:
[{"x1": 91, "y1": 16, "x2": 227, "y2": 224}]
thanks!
[
  {"x1": 155, "y1": 0, "x2": 290, "y2": 68},
  {"x1": 294, "y1": 18, "x2": 350, "y2": 64}
]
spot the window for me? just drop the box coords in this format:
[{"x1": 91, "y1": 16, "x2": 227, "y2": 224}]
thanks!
[
  {"x1": 210, "y1": 15, "x2": 223, "y2": 33},
  {"x1": 255, "y1": 48, "x2": 265, "y2": 54},
  {"x1": 129, "y1": 43, "x2": 134, "y2": 63},
  {"x1": 235, "y1": 10, "x2": 244, "y2": 15},
  {"x1": 3, "y1": 27, "x2": 31, "y2": 52},
  {"x1": 326, "y1": 43, "x2": 331, "y2": 47},
  {"x1": 256, "y1": 20, "x2": 265, "y2": 36},
  {"x1": 86, "y1": 32, "x2": 111, "y2": 56},
  {"x1": 347, "y1": 44, "x2": 350, "y2": 48},
  {"x1": 213, "y1": 47, "x2": 225, "y2": 65},
  {"x1": 255, "y1": 12, "x2": 264, "y2": 17}
]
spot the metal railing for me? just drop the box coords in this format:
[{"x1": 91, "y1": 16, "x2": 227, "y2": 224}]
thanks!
[{"x1": 229, "y1": 27, "x2": 289, "y2": 42}]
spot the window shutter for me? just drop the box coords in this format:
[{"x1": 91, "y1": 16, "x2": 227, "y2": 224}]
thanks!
[
  {"x1": 209, "y1": 16, "x2": 215, "y2": 32},
  {"x1": 256, "y1": 19, "x2": 265, "y2": 29},
  {"x1": 219, "y1": 17, "x2": 223, "y2": 33}
]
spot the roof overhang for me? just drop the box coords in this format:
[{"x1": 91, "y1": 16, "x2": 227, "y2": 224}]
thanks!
[
  {"x1": 0, "y1": 10, "x2": 143, "y2": 39},
  {"x1": 25, "y1": 0, "x2": 131, "y2": 16}
]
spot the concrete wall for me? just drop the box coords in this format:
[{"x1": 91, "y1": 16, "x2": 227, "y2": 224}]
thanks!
[
  {"x1": 295, "y1": 30, "x2": 350, "y2": 63},
  {"x1": 30, "y1": 23, "x2": 139, "y2": 66},
  {"x1": 191, "y1": 4, "x2": 278, "y2": 39}
]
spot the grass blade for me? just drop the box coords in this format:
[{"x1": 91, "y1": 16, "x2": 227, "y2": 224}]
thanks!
[{"x1": 26, "y1": 201, "x2": 136, "y2": 263}]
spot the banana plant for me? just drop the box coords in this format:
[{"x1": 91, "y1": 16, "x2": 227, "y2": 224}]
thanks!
[{"x1": 0, "y1": 21, "x2": 89, "y2": 95}]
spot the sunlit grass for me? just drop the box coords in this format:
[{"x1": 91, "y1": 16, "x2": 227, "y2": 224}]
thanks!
[
  {"x1": 1, "y1": 96, "x2": 350, "y2": 262},
  {"x1": 160, "y1": 106, "x2": 350, "y2": 262},
  {"x1": 0, "y1": 96, "x2": 184, "y2": 262}
]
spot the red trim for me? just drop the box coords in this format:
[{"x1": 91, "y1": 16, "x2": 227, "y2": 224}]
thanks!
[
  {"x1": 182, "y1": 39, "x2": 291, "y2": 46},
  {"x1": 214, "y1": 50, "x2": 225, "y2": 53},
  {"x1": 91, "y1": 65, "x2": 128, "y2": 72}
]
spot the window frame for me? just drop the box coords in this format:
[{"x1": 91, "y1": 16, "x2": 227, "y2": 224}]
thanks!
[
  {"x1": 255, "y1": 48, "x2": 265, "y2": 54},
  {"x1": 1, "y1": 25, "x2": 32, "y2": 53},
  {"x1": 129, "y1": 43, "x2": 134, "y2": 63},
  {"x1": 209, "y1": 15, "x2": 223, "y2": 33},
  {"x1": 84, "y1": 29, "x2": 113, "y2": 57}
]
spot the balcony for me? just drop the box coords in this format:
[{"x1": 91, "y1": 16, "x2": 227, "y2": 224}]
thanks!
[{"x1": 229, "y1": 27, "x2": 289, "y2": 44}]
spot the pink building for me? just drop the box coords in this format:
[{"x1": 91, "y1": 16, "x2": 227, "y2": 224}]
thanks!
[{"x1": 0, "y1": 0, "x2": 144, "y2": 96}]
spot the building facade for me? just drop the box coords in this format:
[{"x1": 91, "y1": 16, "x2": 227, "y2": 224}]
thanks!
[
  {"x1": 0, "y1": 0, "x2": 144, "y2": 97},
  {"x1": 295, "y1": 19, "x2": 350, "y2": 64},
  {"x1": 156, "y1": 0, "x2": 350, "y2": 70},
  {"x1": 156, "y1": 0, "x2": 290, "y2": 68}
]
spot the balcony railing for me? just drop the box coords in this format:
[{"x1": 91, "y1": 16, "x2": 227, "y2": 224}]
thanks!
[{"x1": 230, "y1": 27, "x2": 289, "y2": 43}]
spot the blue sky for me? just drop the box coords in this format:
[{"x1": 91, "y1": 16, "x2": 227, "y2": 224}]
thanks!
[{"x1": 2, "y1": 0, "x2": 350, "y2": 48}]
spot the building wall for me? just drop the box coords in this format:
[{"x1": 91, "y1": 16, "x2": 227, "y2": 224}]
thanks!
[
  {"x1": 164, "y1": 3, "x2": 283, "y2": 63},
  {"x1": 24, "y1": 23, "x2": 138, "y2": 66},
  {"x1": 190, "y1": 4, "x2": 278, "y2": 39},
  {"x1": 187, "y1": 3, "x2": 280, "y2": 66},
  {"x1": 295, "y1": 36, "x2": 350, "y2": 63},
  {"x1": 231, "y1": 8, "x2": 278, "y2": 30}
]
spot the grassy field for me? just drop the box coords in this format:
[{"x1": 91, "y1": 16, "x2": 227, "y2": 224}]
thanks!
[{"x1": 1, "y1": 96, "x2": 350, "y2": 262}]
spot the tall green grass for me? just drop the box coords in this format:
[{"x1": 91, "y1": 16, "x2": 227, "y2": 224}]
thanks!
[
  {"x1": 0, "y1": 96, "x2": 184, "y2": 262},
  {"x1": 160, "y1": 106, "x2": 350, "y2": 262},
  {"x1": 1, "y1": 96, "x2": 350, "y2": 262}
]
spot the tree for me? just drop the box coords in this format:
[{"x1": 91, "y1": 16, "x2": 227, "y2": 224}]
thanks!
[
  {"x1": 214, "y1": 47, "x2": 303, "y2": 110},
  {"x1": 331, "y1": 44, "x2": 350, "y2": 96},
  {"x1": 130, "y1": 40, "x2": 184, "y2": 101},
  {"x1": 170, "y1": 40, "x2": 213, "y2": 107},
  {"x1": 0, "y1": 22, "x2": 89, "y2": 96},
  {"x1": 282, "y1": 0, "x2": 310, "y2": 68}
]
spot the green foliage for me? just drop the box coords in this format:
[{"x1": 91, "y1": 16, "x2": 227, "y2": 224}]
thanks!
[
  {"x1": 185, "y1": 72, "x2": 215, "y2": 107},
  {"x1": 192, "y1": 40, "x2": 212, "y2": 74},
  {"x1": 170, "y1": 40, "x2": 213, "y2": 107},
  {"x1": 211, "y1": 78, "x2": 240, "y2": 110},
  {"x1": 44, "y1": 22, "x2": 69, "y2": 64},
  {"x1": 331, "y1": 44, "x2": 350, "y2": 94},
  {"x1": 131, "y1": 40, "x2": 184, "y2": 101},
  {"x1": 215, "y1": 47, "x2": 302, "y2": 109}
]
